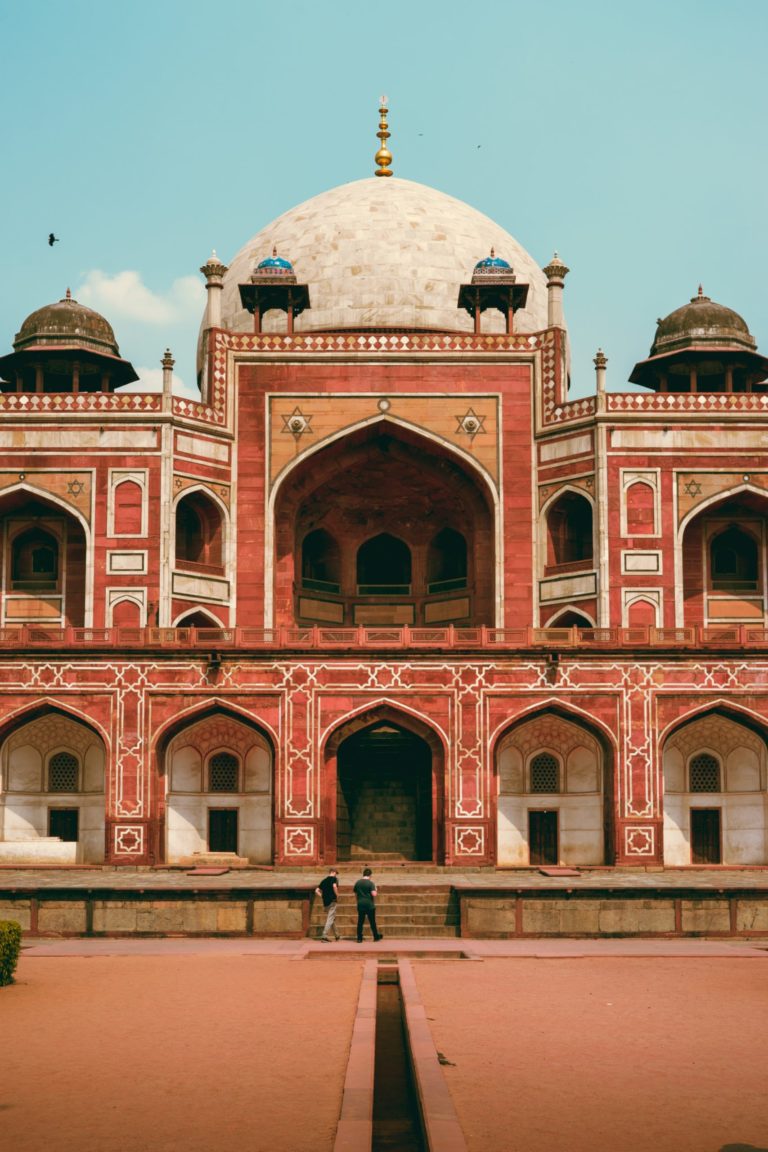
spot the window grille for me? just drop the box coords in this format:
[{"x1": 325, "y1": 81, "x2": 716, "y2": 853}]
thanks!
[
  {"x1": 690, "y1": 753, "x2": 720, "y2": 792},
  {"x1": 49, "y1": 752, "x2": 78, "y2": 792},
  {"x1": 530, "y1": 753, "x2": 559, "y2": 793},
  {"x1": 209, "y1": 752, "x2": 239, "y2": 792}
]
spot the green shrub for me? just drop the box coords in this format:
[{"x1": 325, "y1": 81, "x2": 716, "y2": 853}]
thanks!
[{"x1": 0, "y1": 920, "x2": 22, "y2": 986}]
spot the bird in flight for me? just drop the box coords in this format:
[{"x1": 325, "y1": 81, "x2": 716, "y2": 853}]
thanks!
[{"x1": 48, "y1": 233, "x2": 59, "y2": 247}]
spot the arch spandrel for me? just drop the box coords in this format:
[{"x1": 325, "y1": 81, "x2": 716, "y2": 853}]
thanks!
[
  {"x1": 677, "y1": 475, "x2": 768, "y2": 530},
  {"x1": 269, "y1": 409, "x2": 500, "y2": 498}
]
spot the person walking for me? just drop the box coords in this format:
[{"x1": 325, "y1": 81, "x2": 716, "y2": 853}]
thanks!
[
  {"x1": 315, "y1": 868, "x2": 341, "y2": 942},
  {"x1": 353, "y1": 866, "x2": 382, "y2": 943}
]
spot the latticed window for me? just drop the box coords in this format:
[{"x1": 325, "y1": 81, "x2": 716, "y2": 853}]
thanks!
[
  {"x1": 690, "y1": 753, "x2": 721, "y2": 792},
  {"x1": 209, "y1": 752, "x2": 239, "y2": 792},
  {"x1": 530, "y1": 753, "x2": 559, "y2": 793},
  {"x1": 49, "y1": 752, "x2": 79, "y2": 792}
]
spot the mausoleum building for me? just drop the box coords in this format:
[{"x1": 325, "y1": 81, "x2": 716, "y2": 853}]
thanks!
[{"x1": 2, "y1": 106, "x2": 768, "y2": 874}]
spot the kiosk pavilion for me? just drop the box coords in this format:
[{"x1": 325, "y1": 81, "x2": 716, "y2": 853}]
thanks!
[{"x1": 2, "y1": 106, "x2": 768, "y2": 878}]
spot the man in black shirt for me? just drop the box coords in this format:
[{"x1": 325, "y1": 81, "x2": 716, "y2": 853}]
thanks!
[
  {"x1": 353, "y1": 867, "x2": 382, "y2": 943},
  {"x1": 315, "y1": 868, "x2": 340, "y2": 941}
]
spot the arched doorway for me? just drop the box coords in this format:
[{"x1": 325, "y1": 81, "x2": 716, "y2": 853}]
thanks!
[
  {"x1": 161, "y1": 711, "x2": 273, "y2": 863},
  {"x1": 662, "y1": 709, "x2": 768, "y2": 864},
  {"x1": 326, "y1": 709, "x2": 444, "y2": 863},
  {"x1": 496, "y1": 709, "x2": 611, "y2": 866},
  {"x1": 0, "y1": 708, "x2": 106, "y2": 863}
]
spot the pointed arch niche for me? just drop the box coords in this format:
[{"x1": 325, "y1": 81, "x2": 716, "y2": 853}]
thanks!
[
  {"x1": 496, "y1": 709, "x2": 610, "y2": 866},
  {"x1": 0, "y1": 487, "x2": 89, "y2": 627},
  {"x1": 0, "y1": 709, "x2": 105, "y2": 862},
  {"x1": 680, "y1": 488, "x2": 768, "y2": 627},
  {"x1": 162, "y1": 711, "x2": 273, "y2": 863},
  {"x1": 272, "y1": 421, "x2": 496, "y2": 629},
  {"x1": 662, "y1": 709, "x2": 768, "y2": 865}
]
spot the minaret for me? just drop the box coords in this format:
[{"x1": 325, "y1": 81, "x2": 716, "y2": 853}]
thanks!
[
  {"x1": 162, "y1": 347, "x2": 175, "y2": 389},
  {"x1": 374, "y1": 97, "x2": 393, "y2": 177},
  {"x1": 542, "y1": 252, "x2": 569, "y2": 328},
  {"x1": 593, "y1": 348, "x2": 607, "y2": 395},
  {"x1": 200, "y1": 250, "x2": 228, "y2": 330}
]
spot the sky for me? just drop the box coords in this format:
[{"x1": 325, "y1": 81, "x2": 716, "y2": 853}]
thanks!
[{"x1": 1, "y1": 0, "x2": 767, "y2": 399}]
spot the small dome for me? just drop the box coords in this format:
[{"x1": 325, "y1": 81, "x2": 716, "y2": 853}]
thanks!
[
  {"x1": 256, "y1": 252, "x2": 294, "y2": 272},
  {"x1": 651, "y1": 288, "x2": 756, "y2": 357},
  {"x1": 474, "y1": 250, "x2": 511, "y2": 270},
  {"x1": 14, "y1": 291, "x2": 121, "y2": 358}
]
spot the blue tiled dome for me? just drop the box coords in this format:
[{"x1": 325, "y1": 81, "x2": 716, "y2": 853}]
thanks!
[
  {"x1": 475, "y1": 251, "x2": 510, "y2": 270},
  {"x1": 257, "y1": 253, "x2": 293, "y2": 271}
]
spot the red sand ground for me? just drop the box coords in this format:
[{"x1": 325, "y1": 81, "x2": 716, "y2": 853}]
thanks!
[
  {"x1": 413, "y1": 957, "x2": 768, "y2": 1152},
  {"x1": 3, "y1": 955, "x2": 363, "y2": 1152}
]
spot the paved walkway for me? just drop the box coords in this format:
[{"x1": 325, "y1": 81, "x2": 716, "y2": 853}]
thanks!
[{"x1": 20, "y1": 935, "x2": 768, "y2": 958}]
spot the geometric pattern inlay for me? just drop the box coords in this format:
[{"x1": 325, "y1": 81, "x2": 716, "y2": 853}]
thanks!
[
  {"x1": 284, "y1": 826, "x2": 314, "y2": 856},
  {"x1": 624, "y1": 825, "x2": 655, "y2": 856},
  {"x1": 113, "y1": 825, "x2": 145, "y2": 856},
  {"x1": 455, "y1": 825, "x2": 485, "y2": 856}
]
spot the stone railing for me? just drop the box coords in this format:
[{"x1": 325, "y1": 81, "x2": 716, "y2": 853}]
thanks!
[
  {"x1": 606, "y1": 391, "x2": 768, "y2": 415},
  {"x1": 0, "y1": 391, "x2": 162, "y2": 413},
  {"x1": 0, "y1": 623, "x2": 764, "y2": 651}
]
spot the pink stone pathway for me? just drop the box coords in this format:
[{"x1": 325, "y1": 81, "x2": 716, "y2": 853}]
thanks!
[
  {"x1": 413, "y1": 956, "x2": 768, "y2": 1152},
  {"x1": 3, "y1": 954, "x2": 363, "y2": 1152}
]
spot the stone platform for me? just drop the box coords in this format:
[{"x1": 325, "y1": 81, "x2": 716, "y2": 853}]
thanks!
[{"x1": 1, "y1": 865, "x2": 767, "y2": 939}]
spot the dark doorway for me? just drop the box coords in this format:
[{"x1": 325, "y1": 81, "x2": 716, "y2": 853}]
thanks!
[
  {"x1": 691, "y1": 808, "x2": 721, "y2": 864},
  {"x1": 48, "y1": 808, "x2": 79, "y2": 842},
  {"x1": 529, "y1": 810, "x2": 558, "y2": 865},
  {"x1": 208, "y1": 808, "x2": 238, "y2": 853},
  {"x1": 337, "y1": 724, "x2": 432, "y2": 861}
]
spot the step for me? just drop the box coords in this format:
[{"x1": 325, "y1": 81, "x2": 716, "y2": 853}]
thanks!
[{"x1": 310, "y1": 926, "x2": 460, "y2": 935}]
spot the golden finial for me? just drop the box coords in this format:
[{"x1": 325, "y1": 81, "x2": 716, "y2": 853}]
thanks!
[{"x1": 374, "y1": 96, "x2": 393, "y2": 177}]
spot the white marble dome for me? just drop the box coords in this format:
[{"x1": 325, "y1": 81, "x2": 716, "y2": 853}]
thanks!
[{"x1": 219, "y1": 177, "x2": 548, "y2": 336}]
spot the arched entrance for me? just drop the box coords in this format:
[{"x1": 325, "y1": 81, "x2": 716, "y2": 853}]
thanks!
[
  {"x1": 0, "y1": 707, "x2": 106, "y2": 863},
  {"x1": 160, "y1": 710, "x2": 273, "y2": 864},
  {"x1": 326, "y1": 709, "x2": 444, "y2": 864},
  {"x1": 662, "y1": 708, "x2": 768, "y2": 864},
  {"x1": 495, "y1": 708, "x2": 612, "y2": 866}
]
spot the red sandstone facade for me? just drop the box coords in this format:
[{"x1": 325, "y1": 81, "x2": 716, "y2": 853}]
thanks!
[{"x1": 1, "y1": 176, "x2": 768, "y2": 872}]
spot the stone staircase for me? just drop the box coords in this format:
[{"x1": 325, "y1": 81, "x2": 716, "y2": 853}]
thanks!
[{"x1": 309, "y1": 885, "x2": 460, "y2": 938}]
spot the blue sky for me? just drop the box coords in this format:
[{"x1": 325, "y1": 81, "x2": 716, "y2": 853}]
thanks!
[{"x1": 1, "y1": 0, "x2": 766, "y2": 397}]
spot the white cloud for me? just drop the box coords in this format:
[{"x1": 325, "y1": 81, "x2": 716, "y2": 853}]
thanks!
[
  {"x1": 76, "y1": 270, "x2": 205, "y2": 325},
  {"x1": 118, "y1": 365, "x2": 201, "y2": 400}
]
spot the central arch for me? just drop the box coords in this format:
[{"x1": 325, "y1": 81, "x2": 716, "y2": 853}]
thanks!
[
  {"x1": 271, "y1": 419, "x2": 498, "y2": 630},
  {"x1": 324, "y1": 706, "x2": 444, "y2": 864}
]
